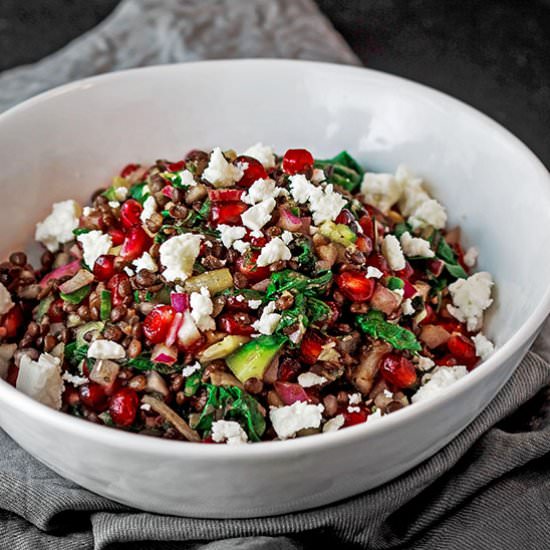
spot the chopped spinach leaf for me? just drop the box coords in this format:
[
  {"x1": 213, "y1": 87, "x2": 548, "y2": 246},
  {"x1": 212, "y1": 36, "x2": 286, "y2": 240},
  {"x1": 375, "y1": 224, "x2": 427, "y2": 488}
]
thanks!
[
  {"x1": 314, "y1": 150, "x2": 364, "y2": 192},
  {"x1": 265, "y1": 270, "x2": 332, "y2": 301},
  {"x1": 128, "y1": 182, "x2": 150, "y2": 204},
  {"x1": 65, "y1": 342, "x2": 89, "y2": 366},
  {"x1": 356, "y1": 310, "x2": 421, "y2": 351}
]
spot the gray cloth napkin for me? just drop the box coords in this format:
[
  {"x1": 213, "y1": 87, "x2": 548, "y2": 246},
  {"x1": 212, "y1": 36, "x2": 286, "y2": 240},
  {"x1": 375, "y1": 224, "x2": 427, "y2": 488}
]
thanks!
[{"x1": 1, "y1": 1, "x2": 550, "y2": 549}]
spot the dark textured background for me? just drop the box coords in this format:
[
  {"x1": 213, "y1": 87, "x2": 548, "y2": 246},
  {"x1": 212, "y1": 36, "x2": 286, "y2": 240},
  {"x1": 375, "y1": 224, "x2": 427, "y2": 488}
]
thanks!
[{"x1": 0, "y1": 0, "x2": 549, "y2": 168}]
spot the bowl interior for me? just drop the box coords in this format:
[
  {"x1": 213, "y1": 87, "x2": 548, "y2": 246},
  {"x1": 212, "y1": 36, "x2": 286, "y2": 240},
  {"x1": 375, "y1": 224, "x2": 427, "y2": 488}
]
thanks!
[{"x1": 0, "y1": 60, "x2": 549, "y2": 350}]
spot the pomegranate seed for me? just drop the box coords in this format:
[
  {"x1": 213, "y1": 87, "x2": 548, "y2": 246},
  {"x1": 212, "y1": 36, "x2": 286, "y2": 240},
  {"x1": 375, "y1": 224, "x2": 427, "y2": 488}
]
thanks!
[
  {"x1": 335, "y1": 271, "x2": 375, "y2": 302},
  {"x1": 1, "y1": 305, "x2": 23, "y2": 338},
  {"x1": 365, "y1": 253, "x2": 390, "y2": 275},
  {"x1": 277, "y1": 357, "x2": 301, "y2": 382},
  {"x1": 210, "y1": 201, "x2": 248, "y2": 225},
  {"x1": 224, "y1": 295, "x2": 252, "y2": 312},
  {"x1": 79, "y1": 383, "x2": 108, "y2": 412},
  {"x1": 380, "y1": 353, "x2": 417, "y2": 389},
  {"x1": 358, "y1": 215, "x2": 374, "y2": 239},
  {"x1": 93, "y1": 254, "x2": 117, "y2": 281},
  {"x1": 447, "y1": 333, "x2": 477, "y2": 362},
  {"x1": 108, "y1": 227, "x2": 126, "y2": 246},
  {"x1": 342, "y1": 407, "x2": 368, "y2": 427},
  {"x1": 167, "y1": 160, "x2": 186, "y2": 172},
  {"x1": 249, "y1": 233, "x2": 268, "y2": 247},
  {"x1": 143, "y1": 305, "x2": 176, "y2": 344},
  {"x1": 282, "y1": 149, "x2": 314, "y2": 175},
  {"x1": 234, "y1": 155, "x2": 268, "y2": 188},
  {"x1": 106, "y1": 273, "x2": 130, "y2": 307},
  {"x1": 47, "y1": 299, "x2": 65, "y2": 323},
  {"x1": 335, "y1": 209, "x2": 355, "y2": 225},
  {"x1": 217, "y1": 313, "x2": 255, "y2": 336},
  {"x1": 120, "y1": 163, "x2": 140, "y2": 178},
  {"x1": 395, "y1": 261, "x2": 414, "y2": 280},
  {"x1": 109, "y1": 387, "x2": 139, "y2": 427},
  {"x1": 208, "y1": 188, "x2": 244, "y2": 202},
  {"x1": 402, "y1": 280, "x2": 417, "y2": 299},
  {"x1": 427, "y1": 258, "x2": 445, "y2": 277},
  {"x1": 300, "y1": 332, "x2": 324, "y2": 365},
  {"x1": 120, "y1": 199, "x2": 143, "y2": 229},
  {"x1": 235, "y1": 251, "x2": 271, "y2": 283},
  {"x1": 435, "y1": 354, "x2": 458, "y2": 367},
  {"x1": 120, "y1": 225, "x2": 152, "y2": 261},
  {"x1": 418, "y1": 304, "x2": 436, "y2": 325}
]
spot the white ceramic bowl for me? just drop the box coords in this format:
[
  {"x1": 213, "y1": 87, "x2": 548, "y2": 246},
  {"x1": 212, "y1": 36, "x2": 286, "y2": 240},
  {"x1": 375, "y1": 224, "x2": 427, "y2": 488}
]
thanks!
[{"x1": 0, "y1": 60, "x2": 549, "y2": 518}]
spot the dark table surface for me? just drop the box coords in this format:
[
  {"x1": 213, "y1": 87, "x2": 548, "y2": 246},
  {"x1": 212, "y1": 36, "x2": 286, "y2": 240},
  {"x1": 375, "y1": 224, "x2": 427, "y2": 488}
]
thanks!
[{"x1": 0, "y1": 0, "x2": 549, "y2": 168}]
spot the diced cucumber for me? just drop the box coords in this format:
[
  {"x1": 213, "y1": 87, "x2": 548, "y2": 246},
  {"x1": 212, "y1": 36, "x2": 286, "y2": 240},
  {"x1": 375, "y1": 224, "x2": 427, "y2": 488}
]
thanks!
[
  {"x1": 198, "y1": 335, "x2": 250, "y2": 363},
  {"x1": 184, "y1": 268, "x2": 234, "y2": 295},
  {"x1": 319, "y1": 221, "x2": 357, "y2": 247},
  {"x1": 75, "y1": 321, "x2": 104, "y2": 348}
]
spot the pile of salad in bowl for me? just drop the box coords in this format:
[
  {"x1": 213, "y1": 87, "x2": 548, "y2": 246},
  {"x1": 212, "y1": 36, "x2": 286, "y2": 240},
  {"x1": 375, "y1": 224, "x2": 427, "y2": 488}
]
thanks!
[{"x1": 0, "y1": 144, "x2": 495, "y2": 444}]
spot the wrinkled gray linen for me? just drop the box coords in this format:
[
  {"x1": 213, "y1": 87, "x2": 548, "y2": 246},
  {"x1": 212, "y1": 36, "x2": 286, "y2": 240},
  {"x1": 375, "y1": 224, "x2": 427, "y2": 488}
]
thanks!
[{"x1": 1, "y1": 1, "x2": 549, "y2": 549}]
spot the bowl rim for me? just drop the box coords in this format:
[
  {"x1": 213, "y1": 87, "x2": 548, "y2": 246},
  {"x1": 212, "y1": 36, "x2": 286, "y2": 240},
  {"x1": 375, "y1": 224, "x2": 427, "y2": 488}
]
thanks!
[{"x1": 1, "y1": 58, "x2": 549, "y2": 458}]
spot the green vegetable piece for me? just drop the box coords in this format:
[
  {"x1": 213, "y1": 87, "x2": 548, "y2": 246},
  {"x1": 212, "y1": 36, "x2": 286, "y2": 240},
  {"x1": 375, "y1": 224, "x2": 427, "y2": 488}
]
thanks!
[
  {"x1": 225, "y1": 335, "x2": 286, "y2": 383},
  {"x1": 72, "y1": 227, "x2": 91, "y2": 236},
  {"x1": 60, "y1": 285, "x2": 91, "y2": 305},
  {"x1": 387, "y1": 277, "x2": 404, "y2": 290},
  {"x1": 314, "y1": 150, "x2": 364, "y2": 192},
  {"x1": 265, "y1": 270, "x2": 332, "y2": 300},
  {"x1": 393, "y1": 222, "x2": 411, "y2": 239},
  {"x1": 100, "y1": 290, "x2": 112, "y2": 321},
  {"x1": 126, "y1": 353, "x2": 179, "y2": 374},
  {"x1": 101, "y1": 186, "x2": 118, "y2": 201},
  {"x1": 319, "y1": 221, "x2": 357, "y2": 247},
  {"x1": 128, "y1": 182, "x2": 149, "y2": 204},
  {"x1": 75, "y1": 321, "x2": 104, "y2": 348},
  {"x1": 184, "y1": 371, "x2": 202, "y2": 397},
  {"x1": 293, "y1": 239, "x2": 316, "y2": 273},
  {"x1": 35, "y1": 295, "x2": 54, "y2": 321},
  {"x1": 445, "y1": 262, "x2": 468, "y2": 279},
  {"x1": 432, "y1": 231, "x2": 467, "y2": 279},
  {"x1": 356, "y1": 310, "x2": 421, "y2": 351},
  {"x1": 65, "y1": 341, "x2": 89, "y2": 367}
]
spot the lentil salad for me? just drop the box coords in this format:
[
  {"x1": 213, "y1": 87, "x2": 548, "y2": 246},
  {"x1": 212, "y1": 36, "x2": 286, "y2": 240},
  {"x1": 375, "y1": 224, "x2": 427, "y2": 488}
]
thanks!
[{"x1": 0, "y1": 144, "x2": 495, "y2": 443}]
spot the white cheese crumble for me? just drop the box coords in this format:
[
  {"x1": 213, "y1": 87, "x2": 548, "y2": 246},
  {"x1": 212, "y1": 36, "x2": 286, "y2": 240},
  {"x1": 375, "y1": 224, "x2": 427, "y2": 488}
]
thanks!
[
  {"x1": 123, "y1": 266, "x2": 135, "y2": 276},
  {"x1": 77, "y1": 230, "x2": 113, "y2": 269},
  {"x1": 381, "y1": 234, "x2": 406, "y2": 271},
  {"x1": 248, "y1": 299, "x2": 262, "y2": 310},
  {"x1": 366, "y1": 266, "x2": 384, "y2": 279},
  {"x1": 411, "y1": 366, "x2": 468, "y2": 403},
  {"x1": 83, "y1": 206, "x2": 93, "y2": 216},
  {"x1": 401, "y1": 298, "x2": 415, "y2": 316},
  {"x1": 16, "y1": 353, "x2": 64, "y2": 410},
  {"x1": 347, "y1": 406, "x2": 361, "y2": 413},
  {"x1": 62, "y1": 372, "x2": 88, "y2": 387},
  {"x1": 396, "y1": 165, "x2": 430, "y2": 216},
  {"x1": 87, "y1": 340, "x2": 126, "y2": 361},
  {"x1": 203, "y1": 147, "x2": 243, "y2": 187},
  {"x1": 140, "y1": 195, "x2": 157, "y2": 224},
  {"x1": 108, "y1": 201, "x2": 120, "y2": 209},
  {"x1": 322, "y1": 414, "x2": 345, "y2": 433},
  {"x1": 181, "y1": 362, "x2": 201, "y2": 377},
  {"x1": 289, "y1": 174, "x2": 312, "y2": 204},
  {"x1": 178, "y1": 169, "x2": 196, "y2": 187},
  {"x1": 242, "y1": 178, "x2": 280, "y2": 205},
  {"x1": 242, "y1": 142, "x2": 276, "y2": 169},
  {"x1": 297, "y1": 372, "x2": 328, "y2": 388},
  {"x1": 211, "y1": 420, "x2": 248, "y2": 445},
  {"x1": 132, "y1": 252, "x2": 158, "y2": 273},
  {"x1": 311, "y1": 168, "x2": 326, "y2": 184},
  {"x1": 447, "y1": 272, "x2": 494, "y2": 332},
  {"x1": 159, "y1": 233, "x2": 202, "y2": 282},
  {"x1": 252, "y1": 301, "x2": 281, "y2": 335},
  {"x1": 233, "y1": 240, "x2": 251, "y2": 254},
  {"x1": 140, "y1": 403, "x2": 152, "y2": 412},
  {"x1": 190, "y1": 287, "x2": 215, "y2": 332},
  {"x1": 257, "y1": 237, "x2": 292, "y2": 267},
  {"x1": 473, "y1": 332, "x2": 494, "y2": 361},
  {"x1": 240, "y1": 198, "x2": 276, "y2": 231},
  {"x1": 360, "y1": 172, "x2": 403, "y2": 213},
  {"x1": 308, "y1": 184, "x2": 347, "y2": 225},
  {"x1": 0, "y1": 283, "x2": 14, "y2": 316},
  {"x1": 218, "y1": 224, "x2": 247, "y2": 248},
  {"x1": 400, "y1": 231, "x2": 434, "y2": 258},
  {"x1": 348, "y1": 392, "x2": 362, "y2": 405},
  {"x1": 463, "y1": 246, "x2": 479, "y2": 268},
  {"x1": 35, "y1": 200, "x2": 81, "y2": 252},
  {"x1": 281, "y1": 231, "x2": 294, "y2": 245},
  {"x1": 269, "y1": 401, "x2": 325, "y2": 440},
  {"x1": 114, "y1": 186, "x2": 128, "y2": 201},
  {"x1": 408, "y1": 199, "x2": 447, "y2": 231},
  {"x1": 415, "y1": 355, "x2": 436, "y2": 371}
]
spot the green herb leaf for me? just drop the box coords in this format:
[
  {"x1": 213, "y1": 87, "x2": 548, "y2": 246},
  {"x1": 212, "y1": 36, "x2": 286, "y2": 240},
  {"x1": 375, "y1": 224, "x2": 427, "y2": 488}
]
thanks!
[
  {"x1": 356, "y1": 310, "x2": 421, "y2": 351},
  {"x1": 60, "y1": 285, "x2": 91, "y2": 305},
  {"x1": 102, "y1": 186, "x2": 118, "y2": 201},
  {"x1": 314, "y1": 150, "x2": 364, "y2": 192},
  {"x1": 100, "y1": 290, "x2": 112, "y2": 321},
  {"x1": 65, "y1": 342, "x2": 89, "y2": 366},
  {"x1": 128, "y1": 182, "x2": 150, "y2": 204},
  {"x1": 127, "y1": 353, "x2": 180, "y2": 374},
  {"x1": 265, "y1": 270, "x2": 332, "y2": 301},
  {"x1": 293, "y1": 239, "x2": 316, "y2": 273},
  {"x1": 445, "y1": 262, "x2": 468, "y2": 279},
  {"x1": 183, "y1": 371, "x2": 202, "y2": 397},
  {"x1": 72, "y1": 227, "x2": 91, "y2": 236},
  {"x1": 393, "y1": 222, "x2": 411, "y2": 239}
]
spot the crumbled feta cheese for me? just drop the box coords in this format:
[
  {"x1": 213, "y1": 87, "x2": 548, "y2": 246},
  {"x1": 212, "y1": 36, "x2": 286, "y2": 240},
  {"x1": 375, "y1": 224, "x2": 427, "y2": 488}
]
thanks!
[
  {"x1": 400, "y1": 231, "x2": 434, "y2": 258},
  {"x1": 233, "y1": 240, "x2": 251, "y2": 254},
  {"x1": 366, "y1": 266, "x2": 384, "y2": 279},
  {"x1": 401, "y1": 298, "x2": 415, "y2": 316},
  {"x1": 473, "y1": 332, "x2": 494, "y2": 361},
  {"x1": 383, "y1": 389, "x2": 394, "y2": 399},
  {"x1": 114, "y1": 186, "x2": 128, "y2": 201},
  {"x1": 88, "y1": 340, "x2": 126, "y2": 361},
  {"x1": 381, "y1": 234, "x2": 406, "y2": 271},
  {"x1": 77, "y1": 230, "x2": 113, "y2": 269},
  {"x1": 0, "y1": 283, "x2": 14, "y2": 316},
  {"x1": 463, "y1": 246, "x2": 479, "y2": 268},
  {"x1": 412, "y1": 366, "x2": 468, "y2": 403},
  {"x1": 347, "y1": 405, "x2": 361, "y2": 413},
  {"x1": 311, "y1": 168, "x2": 326, "y2": 184},
  {"x1": 62, "y1": 372, "x2": 88, "y2": 387},
  {"x1": 297, "y1": 372, "x2": 327, "y2": 388},
  {"x1": 218, "y1": 224, "x2": 247, "y2": 248},
  {"x1": 242, "y1": 178, "x2": 281, "y2": 205},
  {"x1": 140, "y1": 403, "x2": 152, "y2": 412},
  {"x1": 83, "y1": 206, "x2": 93, "y2": 216},
  {"x1": 35, "y1": 200, "x2": 81, "y2": 252},
  {"x1": 252, "y1": 301, "x2": 281, "y2": 335},
  {"x1": 269, "y1": 401, "x2": 324, "y2": 439},
  {"x1": 242, "y1": 142, "x2": 276, "y2": 169},
  {"x1": 395, "y1": 165, "x2": 430, "y2": 216},
  {"x1": 190, "y1": 287, "x2": 215, "y2": 331},
  {"x1": 348, "y1": 392, "x2": 362, "y2": 405},
  {"x1": 211, "y1": 420, "x2": 248, "y2": 445},
  {"x1": 123, "y1": 266, "x2": 135, "y2": 276},
  {"x1": 140, "y1": 195, "x2": 157, "y2": 224},
  {"x1": 447, "y1": 272, "x2": 494, "y2": 331},
  {"x1": 308, "y1": 184, "x2": 347, "y2": 225},
  {"x1": 415, "y1": 355, "x2": 436, "y2": 371},
  {"x1": 361, "y1": 172, "x2": 404, "y2": 213},
  {"x1": 203, "y1": 147, "x2": 243, "y2": 187},
  {"x1": 281, "y1": 231, "x2": 294, "y2": 245},
  {"x1": 289, "y1": 174, "x2": 312, "y2": 204},
  {"x1": 408, "y1": 199, "x2": 447, "y2": 231},
  {"x1": 159, "y1": 233, "x2": 202, "y2": 282},
  {"x1": 179, "y1": 169, "x2": 196, "y2": 187},
  {"x1": 133, "y1": 252, "x2": 158, "y2": 273},
  {"x1": 323, "y1": 414, "x2": 345, "y2": 433},
  {"x1": 248, "y1": 299, "x2": 262, "y2": 310},
  {"x1": 257, "y1": 237, "x2": 291, "y2": 267},
  {"x1": 16, "y1": 353, "x2": 64, "y2": 409},
  {"x1": 181, "y1": 361, "x2": 201, "y2": 377},
  {"x1": 240, "y1": 198, "x2": 276, "y2": 231},
  {"x1": 108, "y1": 200, "x2": 120, "y2": 209}
]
